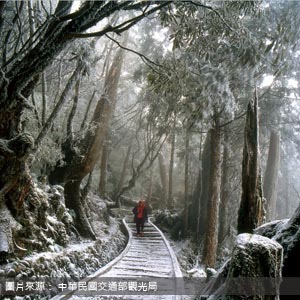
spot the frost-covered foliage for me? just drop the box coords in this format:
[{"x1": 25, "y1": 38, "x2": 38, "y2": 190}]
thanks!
[
  {"x1": 11, "y1": 183, "x2": 74, "y2": 257},
  {"x1": 0, "y1": 184, "x2": 127, "y2": 298},
  {"x1": 0, "y1": 217, "x2": 126, "y2": 299},
  {"x1": 3, "y1": 179, "x2": 119, "y2": 261},
  {"x1": 171, "y1": 238, "x2": 203, "y2": 277},
  {"x1": 154, "y1": 209, "x2": 184, "y2": 240},
  {"x1": 145, "y1": 1, "x2": 264, "y2": 132}
]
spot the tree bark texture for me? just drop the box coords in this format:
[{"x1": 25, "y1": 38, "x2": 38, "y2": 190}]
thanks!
[
  {"x1": 198, "y1": 131, "x2": 211, "y2": 238},
  {"x1": 158, "y1": 152, "x2": 169, "y2": 208},
  {"x1": 66, "y1": 77, "x2": 81, "y2": 145},
  {"x1": 184, "y1": 129, "x2": 190, "y2": 234},
  {"x1": 80, "y1": 90, "x2": 96, "y2": 130},
  {"x1": 64, "y1": 180, "x2": 96, "y2": 240},
  {"x1": 202, "y1": 121, "x2": 222, "y2": 268},
  {"x1": 99, "y1": 142, "x2": 108, "y2": 199},
  {"x1": 263, "y1": 131, "x2": 280, "y2": 221},
  {"x1": 41, "y1": 71, "x2": 47, "y2": 125},
  {"x1": 167, "y1": 122, "x2": 176, "y2": 209},
  {"x1": 0, "y1": 1, "x2": 6, "y2": 33},
  {"x1": 190, "y1": 167, "x2": 202, "y2": 234},
  {"x1": 237, "y1": 92, "x2": 264, "y2": 234},
  {"x1": 113, "y1": 144, "x2": 132, "y2": 201},
  {"x1": 0, "y1": 133, "x2": 33, "y2": 254},
  {"x1": 146, "y1": 167, "x2": 154, "y2": 204},
  {"x1": 190, "y1": 133, "x2": 203, "y2": 237},
  {"x1": 218, "y1": 128, "x2": 230, "y2": 245}
]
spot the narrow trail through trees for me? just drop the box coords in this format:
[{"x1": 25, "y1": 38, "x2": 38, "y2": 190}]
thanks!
[{"x1": 52, "y1": 217, "x2": 184, "y2": 300}]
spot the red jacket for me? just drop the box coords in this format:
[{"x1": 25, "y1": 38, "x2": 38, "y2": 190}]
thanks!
[{"x1": 133, "y1": 203, "x2": 148, "y2": 221}]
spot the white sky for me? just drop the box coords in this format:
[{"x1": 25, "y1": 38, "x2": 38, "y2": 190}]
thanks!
[
  {"x1": 261, "y1": 74, "x2": 274, "y2": 87},
  {"x1": 261, "y1": 75, "x2": 298, "y2": 89}
]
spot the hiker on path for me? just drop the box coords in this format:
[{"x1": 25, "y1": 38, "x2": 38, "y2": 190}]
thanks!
[{"x1": 132, "y1": 200, "x2": 148, "y2": 236}]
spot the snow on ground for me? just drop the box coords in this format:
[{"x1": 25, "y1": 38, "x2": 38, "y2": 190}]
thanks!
[
  {"x1": 1, "y1": 207, "x2": 203, "y2": 300},
  {"x1": 165, "y1": 234, "x2": 206, "y2": 279},
  {"x1": 0, "y1": 215, "x2": 126, "y2": 299}
]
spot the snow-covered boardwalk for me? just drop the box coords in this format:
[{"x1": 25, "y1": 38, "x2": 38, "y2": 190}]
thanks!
[{"x1": 52, "y1": 217, "x2": 183, "y2": 300}]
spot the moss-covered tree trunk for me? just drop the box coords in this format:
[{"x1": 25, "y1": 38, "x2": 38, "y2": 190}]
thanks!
[{"x1": 237, "y1": 91, "x2": 264, "y2": 234}]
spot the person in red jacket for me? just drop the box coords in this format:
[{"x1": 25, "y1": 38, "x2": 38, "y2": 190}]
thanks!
[{"x1": 132, "y1": 200, "x2": 148, "y2": 237}]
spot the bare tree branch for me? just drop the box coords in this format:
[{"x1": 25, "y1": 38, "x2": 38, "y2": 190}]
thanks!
[
  {"x1": 105, "y1": 34, "x2": 163, "y2": 69},
  {"x1": 65, "y1": 2, "x2": 171, "y2": 39}
]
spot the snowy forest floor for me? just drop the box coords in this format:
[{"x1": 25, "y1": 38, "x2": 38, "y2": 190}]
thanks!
[
  {"x1": 0, "y1": 216, "x2": 126, "y2": 299},
  {"x1": 0, "y1": 201, "x2": 201, "y2": 300}
]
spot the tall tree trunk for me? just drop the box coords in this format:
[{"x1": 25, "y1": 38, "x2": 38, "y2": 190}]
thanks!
[
  {"x1": 113, "y1": 143, "x2": 132, "y2": 201},
  {"x1": 218, "y1": 128, "x2": 230, "y2": 246},
  {"x1": 183, "y1": 128, "x2": 190, "y2": 234},
  {"x1": 279, "y1": 164, "x2": 290, "y2": 219},
  {"x1": 49, "y1": 44, "x2": 126, "y2": 238},
  {"x1": 66, "y1": 78, "x2": 81, "y2": 144},
  {"x1": 202, "y1": 117, "x2": 222, "y2": 268},
  {"x1": 198, "y1": 131, "x2": 211, "y2": 238},
  {"x1": 53, "y1": 61, "x2": 63, "y2": 107},
  {"x1": 80, "y1": 90, "x2": 96, "y2": 130},
  {"x1": 99, "y1": 142, "x2": 108, "y2": 199},
  {"x1": 194, "y1": 167, "x2": 202, "y2": 236},
  {"x1": 0, "y1": 1, "x2": 6, "y2": 33},
  {"x1": 41, "y1": 71, "x2": 47, "y2": 125},
  {"x1": 285, "y1": 167, "x2": 290, "y2": 217},
  {"x1": 158, "y1": 152, "x2": 169, "y2": 208},
  {"x1": 191, "y1": 132, "x2": 203, "y2": 237},
  {"x1": 167, "y1": 119, "x2": 176, "y2": 209},
  {"x1": 30, "y1": 93, "x2": 41, "y2": 128},
  {"x1": 64, "y1": 180, "x2": 95, "y2": 239},
  {"x1": 147, "y1": 167, "x2": 154, "y2": 204},
  {"x1": 263, "y1": 131, "x2": 280, "y2": 221},
  {"x1": 237, "y1": 91, "x2": 264, "y2": 234}
]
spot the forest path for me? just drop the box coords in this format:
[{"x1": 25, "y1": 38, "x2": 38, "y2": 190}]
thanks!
[{"x1": 52, "y1": 216, "x2": 185, "y2": 300}]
